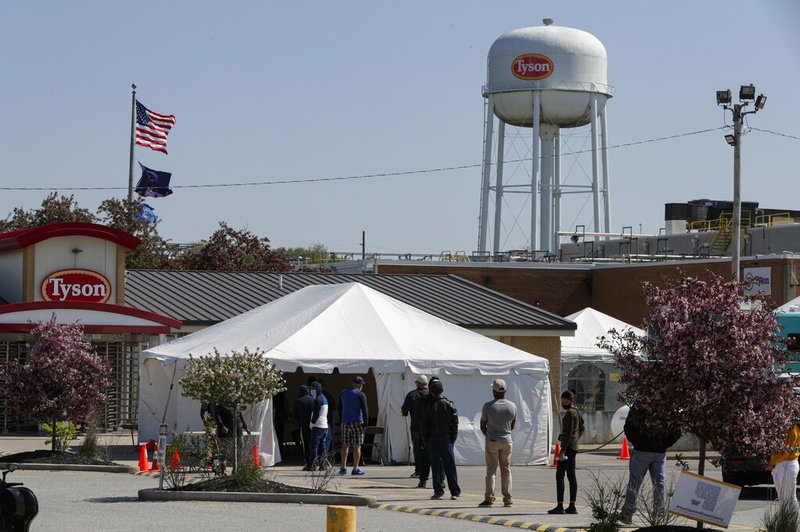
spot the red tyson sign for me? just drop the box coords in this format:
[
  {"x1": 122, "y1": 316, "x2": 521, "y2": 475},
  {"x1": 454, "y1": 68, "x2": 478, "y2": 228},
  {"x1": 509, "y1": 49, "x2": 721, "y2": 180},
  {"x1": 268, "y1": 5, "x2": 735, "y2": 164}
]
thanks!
[
  {"x1": 512, "y1": 54, "x2": 554, "y2": 80},
  {"x1": 41, "y1": 269, "x2": 111, "y2": 304}
]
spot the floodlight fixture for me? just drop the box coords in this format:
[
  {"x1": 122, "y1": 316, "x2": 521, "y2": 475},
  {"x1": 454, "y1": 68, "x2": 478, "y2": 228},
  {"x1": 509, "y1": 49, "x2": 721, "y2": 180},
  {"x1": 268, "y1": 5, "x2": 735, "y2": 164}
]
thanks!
[
  {"x1": 725, "y1": 134, "x2": 736, "y2": 146},
  {"x1": 755, "y1": 94, "x2": 767, "y2": 110},
  {"x1": 716, "y1": 89, "x2": 731, "y2": 105},
  {"x1": 739, "y1": 84, "x2": 756, "y2": 101}
]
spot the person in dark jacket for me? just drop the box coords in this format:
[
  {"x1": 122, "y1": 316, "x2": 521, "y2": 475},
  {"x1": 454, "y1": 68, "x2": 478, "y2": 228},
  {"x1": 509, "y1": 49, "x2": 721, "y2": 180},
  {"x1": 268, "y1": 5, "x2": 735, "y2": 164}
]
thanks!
[
  {"x1": 212, "y1": 403, "x2": 250, "y2": 472},
  {"x1": 620, "y1": 405, "x2": 681, "y2": 525},
  {"x1": 418, "y1": 378, "x2": 461, "y2": 500},
  {"x1": 549, "y1": 390, "x2": 583, "y2": 515},
  {"x1": 292, "y1": 385, "x2": 315, "y2": 470},
  {"x1": 402, "y1": 374, "x2": 429, "y2": 484}
]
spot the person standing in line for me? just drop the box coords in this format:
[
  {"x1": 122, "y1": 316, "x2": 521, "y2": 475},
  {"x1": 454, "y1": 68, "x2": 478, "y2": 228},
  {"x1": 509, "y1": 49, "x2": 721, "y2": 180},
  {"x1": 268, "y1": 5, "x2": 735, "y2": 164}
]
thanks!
[
  {"x1": 402, "y1": 375, "x2": 430, "y2": 485},
  {"x1": 212, "y1": 403, "x2": 250, "y2": 473},
  {"x1": 419, "y1": 378, "x2": 461, "y2": 500},
  {"x1": 767, "y1": 423, "x2": 800, "y2": 512},
  {"x1": 309, "y1": 381, "x2": 330, "y2": 469},
  {"x1": 548, "y1": 390, "x2": 583, "y2": 515},
  {"x1": 292, "y1": 385, "x2": 315, "y2": 471},
  {"x1": 619, "y1": 405, "x2": 681, "y2": 525},
  {"x1": 479, "y1": 378, "x2": 517, "y2": 508},
  {"x1": 316, "y1": 378, "x2": 336, "y2": 455},
  {"x1": 339, "y1": 376, "x2": 369, "y2": 476}
]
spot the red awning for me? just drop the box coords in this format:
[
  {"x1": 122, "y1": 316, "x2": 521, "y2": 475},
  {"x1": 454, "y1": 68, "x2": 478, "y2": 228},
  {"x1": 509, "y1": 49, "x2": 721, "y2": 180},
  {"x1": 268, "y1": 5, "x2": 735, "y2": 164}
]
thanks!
[{"x1": 0, "y1": 301, "x2": 181, "y2": 334}]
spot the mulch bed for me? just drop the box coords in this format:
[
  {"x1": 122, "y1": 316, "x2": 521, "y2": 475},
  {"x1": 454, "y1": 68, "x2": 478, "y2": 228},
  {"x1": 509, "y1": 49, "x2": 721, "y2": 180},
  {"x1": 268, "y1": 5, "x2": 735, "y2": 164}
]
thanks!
[
  {"x1": 635, "y1": 527, "x2": 722, "y2": 531},
  {"x1": 0, "y1": 450, "x2": 118, "y2": 466},
  {"x1": 173, "y1": 477, "x2": 322, "y2": 494}
]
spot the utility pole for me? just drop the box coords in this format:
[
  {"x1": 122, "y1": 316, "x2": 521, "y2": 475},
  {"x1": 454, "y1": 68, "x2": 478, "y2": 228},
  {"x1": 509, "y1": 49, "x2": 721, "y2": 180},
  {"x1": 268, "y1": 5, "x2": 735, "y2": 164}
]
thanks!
[
  {"x1": 716, "y1": 84, "x2": 767, "y2": 283},
  {"x1": 731, "y1": 103, "x2": 742, "y2": 283},
  {"x1": 361, "y1": 231, "x2": 365, "y2": 261}
]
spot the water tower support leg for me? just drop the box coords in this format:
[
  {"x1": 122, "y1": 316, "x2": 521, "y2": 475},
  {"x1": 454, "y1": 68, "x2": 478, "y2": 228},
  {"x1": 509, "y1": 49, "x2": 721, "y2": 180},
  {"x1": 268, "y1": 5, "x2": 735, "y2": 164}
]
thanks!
[
  {"x1": 478, "y1": 97, "x2": 495, "y2": 253},
  {"x1": 554, "y1": 129, "x2": 561, "y2": 255},
  {"x1": 600, "y1": 106, "x2": 611, "y2": 236},
  {"x1": 590, "y1": 95, "x2": 601, "y2": 235},
  {"x1": 492, "y1": 121, "x2": 506, "y2": 255},
  {"x1": 531, "y1": 92, "x2": 541, "y2": 251}
]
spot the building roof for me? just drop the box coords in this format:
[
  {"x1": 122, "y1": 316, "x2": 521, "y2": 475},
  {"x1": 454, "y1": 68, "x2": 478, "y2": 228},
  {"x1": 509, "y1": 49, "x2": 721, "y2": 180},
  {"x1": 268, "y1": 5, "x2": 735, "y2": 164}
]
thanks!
[
  {"x1": 0, "y1": 222, "x2": 141, "y2": 252},
  {"x1": 125, "y1": 270, "x2": 576, "y2": 331}
]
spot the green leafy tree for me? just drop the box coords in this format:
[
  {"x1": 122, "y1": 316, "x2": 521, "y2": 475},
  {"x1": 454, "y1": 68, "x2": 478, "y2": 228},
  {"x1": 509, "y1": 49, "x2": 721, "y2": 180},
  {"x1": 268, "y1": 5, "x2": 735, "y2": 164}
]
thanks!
[
  {"x1": 275, "y1": 243, "x2": 329, "y2": 264},
  {"x1": 97, "y1": 197, "x2": 170, "y2": 269},
  {"x1": 168, "y1": 222, "x2": 291, "y2": 272},
  {"x1": 0, "y1": 193, "x2": 170, "y2": 269},
  {"x1": 599, "y1": 272, "x2": 798, "y2": 479},
  {"x1": 0, "y1": 193, "x2": 95, "y2": 232}
]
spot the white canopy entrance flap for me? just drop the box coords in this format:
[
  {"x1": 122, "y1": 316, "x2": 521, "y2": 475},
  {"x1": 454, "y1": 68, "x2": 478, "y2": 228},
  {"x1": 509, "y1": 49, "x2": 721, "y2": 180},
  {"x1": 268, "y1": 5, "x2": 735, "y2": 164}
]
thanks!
[{"x1": 139, "y1": 283, "x2": 552, "y2": 466}]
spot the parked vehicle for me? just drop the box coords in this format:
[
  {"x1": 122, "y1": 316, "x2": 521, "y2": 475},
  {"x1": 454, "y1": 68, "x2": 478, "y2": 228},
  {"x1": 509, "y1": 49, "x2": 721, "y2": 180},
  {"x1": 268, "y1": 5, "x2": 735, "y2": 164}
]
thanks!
[
  {"x1": 0, "y1": 463, "x2": 38, "y2": 531},
  {"x1": 721, "y1": 311, "x2": 800, "y2": 486}
]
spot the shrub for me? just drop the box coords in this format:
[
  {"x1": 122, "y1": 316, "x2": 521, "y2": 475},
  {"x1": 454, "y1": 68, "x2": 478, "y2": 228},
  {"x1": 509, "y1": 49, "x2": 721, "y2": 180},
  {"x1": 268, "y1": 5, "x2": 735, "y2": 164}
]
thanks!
[
  {"x1": 42, "y1": 422, "x2": 77, "y2": 452},
  {"x1": 585, "y1": 472, "x2": 626, "y2": 532}
]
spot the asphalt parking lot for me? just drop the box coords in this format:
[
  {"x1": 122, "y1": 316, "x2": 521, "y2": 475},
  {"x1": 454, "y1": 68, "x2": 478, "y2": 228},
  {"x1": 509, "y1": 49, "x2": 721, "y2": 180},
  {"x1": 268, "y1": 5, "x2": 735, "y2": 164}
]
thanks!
[{"x1": 1, "y1": 435, "x2": 779, "y2": 531}]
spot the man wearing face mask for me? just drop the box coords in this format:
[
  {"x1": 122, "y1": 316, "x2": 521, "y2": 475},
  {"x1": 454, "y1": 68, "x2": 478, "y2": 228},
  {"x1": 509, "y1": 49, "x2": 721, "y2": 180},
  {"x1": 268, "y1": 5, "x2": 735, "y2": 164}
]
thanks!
[{"x1": 548, "y1": 390, "x2": 584, "y2": 515}]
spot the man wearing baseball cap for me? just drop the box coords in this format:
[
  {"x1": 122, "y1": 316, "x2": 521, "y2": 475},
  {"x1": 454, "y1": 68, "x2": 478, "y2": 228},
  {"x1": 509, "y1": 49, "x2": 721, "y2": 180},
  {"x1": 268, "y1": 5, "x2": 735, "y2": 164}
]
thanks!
[
  {"x1": 339, "y1": 376, "x2": 369, "y2": 476},
  {"x1": 479, "y1": 378, "x2": 517, "y2": 507},
  {"x1": 401, "y1": 375, "x2": 430, "y2": 485}
]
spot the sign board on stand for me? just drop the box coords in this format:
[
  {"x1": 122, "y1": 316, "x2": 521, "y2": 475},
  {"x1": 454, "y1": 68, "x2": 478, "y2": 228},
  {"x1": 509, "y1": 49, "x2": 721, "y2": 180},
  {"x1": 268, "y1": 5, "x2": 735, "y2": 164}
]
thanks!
[{"x1": 668, "y1": 471, "x2": 741, "y2": 528}]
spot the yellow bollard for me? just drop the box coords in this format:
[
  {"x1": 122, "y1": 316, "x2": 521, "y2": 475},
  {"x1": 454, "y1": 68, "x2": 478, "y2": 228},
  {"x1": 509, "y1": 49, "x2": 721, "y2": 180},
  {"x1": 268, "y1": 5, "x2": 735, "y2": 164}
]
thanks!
[{"x1": 326, "y1": 505, "x2": 356, "y2": 532}]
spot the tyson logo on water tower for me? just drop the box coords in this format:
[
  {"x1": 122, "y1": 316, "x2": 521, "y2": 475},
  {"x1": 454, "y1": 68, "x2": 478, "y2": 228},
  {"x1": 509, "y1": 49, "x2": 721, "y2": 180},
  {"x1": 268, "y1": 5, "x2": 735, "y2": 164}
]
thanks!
[
  {"x1": 41, "y1": 269, "x2": 112, "y2": 304},
  {"x1": 512, "y1": 54, "x2": 554, "y2": 80}
]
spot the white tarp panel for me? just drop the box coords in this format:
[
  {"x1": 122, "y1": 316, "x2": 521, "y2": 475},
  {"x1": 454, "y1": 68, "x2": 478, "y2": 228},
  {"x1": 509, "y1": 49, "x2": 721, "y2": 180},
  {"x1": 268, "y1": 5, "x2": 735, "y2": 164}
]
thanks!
[
  {"x1": 562, "y1": 307, "x2": 645, "y2": 363},
  {"x1": 138, "y1": 283, "x2": 552, "y2": 465}
]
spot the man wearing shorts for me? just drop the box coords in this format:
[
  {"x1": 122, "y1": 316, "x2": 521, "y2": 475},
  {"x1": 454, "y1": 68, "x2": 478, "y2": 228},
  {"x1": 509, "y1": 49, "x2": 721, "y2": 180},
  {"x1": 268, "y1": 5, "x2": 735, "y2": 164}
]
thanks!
[{"x1": 339, "y1": 376, "x2": 369, "y2": 475}]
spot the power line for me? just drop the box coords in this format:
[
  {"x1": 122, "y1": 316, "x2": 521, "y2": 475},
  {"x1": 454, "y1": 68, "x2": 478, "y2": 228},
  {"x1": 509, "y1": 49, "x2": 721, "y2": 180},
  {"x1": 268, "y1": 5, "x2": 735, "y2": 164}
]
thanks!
[
  {"x1": 0, "y1": 126, "x2": 726, "y2": 192},
  {"x1": 749, "y1": 127, "x2": 800, "y2": 141}
]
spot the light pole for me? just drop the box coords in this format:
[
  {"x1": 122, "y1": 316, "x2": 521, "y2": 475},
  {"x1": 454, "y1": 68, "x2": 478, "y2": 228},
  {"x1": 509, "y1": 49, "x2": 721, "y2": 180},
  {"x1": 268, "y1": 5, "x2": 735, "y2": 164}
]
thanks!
[{"x1": 716, "y1": 84, "x2": 767, "y2": 283}]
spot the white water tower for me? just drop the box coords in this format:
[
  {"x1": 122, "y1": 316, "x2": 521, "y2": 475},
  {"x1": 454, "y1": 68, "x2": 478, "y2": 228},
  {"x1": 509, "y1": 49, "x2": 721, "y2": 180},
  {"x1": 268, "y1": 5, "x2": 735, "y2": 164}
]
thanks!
[{"x1": 477, "y1": 19, "x2": 613, "y2": 255}]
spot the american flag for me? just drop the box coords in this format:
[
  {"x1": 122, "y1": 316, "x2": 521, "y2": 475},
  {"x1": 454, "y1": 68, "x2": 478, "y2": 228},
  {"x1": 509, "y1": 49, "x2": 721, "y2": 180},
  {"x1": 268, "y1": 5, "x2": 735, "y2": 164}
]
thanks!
[{"x1": 135, "y1": 100, "x2": 176, "y2": 154}]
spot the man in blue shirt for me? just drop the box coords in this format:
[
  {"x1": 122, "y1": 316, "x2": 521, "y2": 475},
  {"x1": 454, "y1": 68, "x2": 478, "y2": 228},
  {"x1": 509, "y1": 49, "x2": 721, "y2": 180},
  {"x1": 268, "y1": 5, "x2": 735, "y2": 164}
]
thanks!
[{"x1": 339, "y1": 376, "x2": 369, "y2": 476}]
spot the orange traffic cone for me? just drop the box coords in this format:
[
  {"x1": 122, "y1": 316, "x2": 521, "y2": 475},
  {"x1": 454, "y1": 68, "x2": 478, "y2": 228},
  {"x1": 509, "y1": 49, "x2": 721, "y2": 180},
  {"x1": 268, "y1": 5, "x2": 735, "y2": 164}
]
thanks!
[
  {"x1": 170, "y1": 450, "x2": 182, "y2": 470},
  {"x1": 151, "y1": 444, "x2": 161, "y2": 471},
  {"x1": 252, "y1": 444, "x2": 261, "y2": 467},
  {"x1": 550, "y1": 442, "x2": 561, "y2": 467},
  {"x1": 138, "y1": 444, "x2": 151, "y2": 473},
  {"x1": 618, "y1": 436, "x2": 631, "y2": 460}
]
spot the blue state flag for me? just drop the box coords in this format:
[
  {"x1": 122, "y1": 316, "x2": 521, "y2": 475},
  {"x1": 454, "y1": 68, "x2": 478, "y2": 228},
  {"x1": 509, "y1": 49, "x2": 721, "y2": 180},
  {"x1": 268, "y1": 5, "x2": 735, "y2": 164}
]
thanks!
[
  {"x1": 135, "y1": 162, "x2": 174, "y2": 198},
  {"x1": 136, "y1": 203, "x2": 157, "y2": 224}
]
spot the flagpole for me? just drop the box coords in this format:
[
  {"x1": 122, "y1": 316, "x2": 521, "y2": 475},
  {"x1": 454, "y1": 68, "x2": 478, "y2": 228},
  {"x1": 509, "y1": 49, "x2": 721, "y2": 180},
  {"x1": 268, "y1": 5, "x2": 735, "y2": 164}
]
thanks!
[{"x1": 128, "y1": 83, "x2": 136, "y2": 205}]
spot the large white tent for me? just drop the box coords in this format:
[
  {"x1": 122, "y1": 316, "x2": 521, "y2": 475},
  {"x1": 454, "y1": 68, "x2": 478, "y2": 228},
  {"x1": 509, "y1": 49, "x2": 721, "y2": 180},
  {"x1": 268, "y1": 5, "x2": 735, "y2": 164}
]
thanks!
[
  {"x1": 562, "y1": 307, "x2": 645, "y2": 363},
  {"x1": 138, "y1": 283, "x2": 552, "y2": 466}
]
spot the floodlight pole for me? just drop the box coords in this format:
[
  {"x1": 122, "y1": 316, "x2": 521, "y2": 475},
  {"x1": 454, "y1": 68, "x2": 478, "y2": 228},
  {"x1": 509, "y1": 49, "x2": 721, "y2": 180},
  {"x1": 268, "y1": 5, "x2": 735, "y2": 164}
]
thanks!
[{"x1": 731, "y1": 104, "x2": 742, "y2": 283}]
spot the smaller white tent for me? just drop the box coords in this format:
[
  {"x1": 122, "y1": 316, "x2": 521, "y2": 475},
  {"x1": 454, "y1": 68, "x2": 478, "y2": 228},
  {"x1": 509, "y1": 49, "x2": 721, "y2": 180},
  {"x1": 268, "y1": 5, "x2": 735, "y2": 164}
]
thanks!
[
  {"x1": 138, "y1": 283, "x2": 552, "y2": 466},
  {"x1": 562, "y1": 308, "x2": 645, "y2": 363}
]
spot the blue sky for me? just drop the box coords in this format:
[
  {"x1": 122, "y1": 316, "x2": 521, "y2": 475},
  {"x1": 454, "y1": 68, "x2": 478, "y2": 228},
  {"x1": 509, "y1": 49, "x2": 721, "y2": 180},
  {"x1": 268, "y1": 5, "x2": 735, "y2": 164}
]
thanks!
[{"x1": 1, "y1": 1, "x2": 798, "y2": 256}]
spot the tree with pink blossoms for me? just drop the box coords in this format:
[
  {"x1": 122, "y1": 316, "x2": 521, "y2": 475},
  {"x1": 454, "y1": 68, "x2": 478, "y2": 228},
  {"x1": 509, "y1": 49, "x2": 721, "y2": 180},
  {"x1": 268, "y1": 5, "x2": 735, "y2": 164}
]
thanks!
[
  {"x1": 599, "y1": 272, "x2": 798, "y2": 476},
  {"x1": 1, "y1": 316, "x2": 111, "y2": 452}
]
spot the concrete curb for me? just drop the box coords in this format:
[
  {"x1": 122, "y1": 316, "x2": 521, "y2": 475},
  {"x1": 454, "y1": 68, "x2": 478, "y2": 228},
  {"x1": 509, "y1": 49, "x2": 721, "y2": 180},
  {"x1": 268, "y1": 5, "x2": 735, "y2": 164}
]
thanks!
[
  {"x1": 138, "y1": 487, "x2": 377, "y2": 506},
  {"x1": 369, "y1": 503, "x2": 583, "y2": 531},
  {"x1": 6, "y1": 463, "x2": 136, "y2": 474}
]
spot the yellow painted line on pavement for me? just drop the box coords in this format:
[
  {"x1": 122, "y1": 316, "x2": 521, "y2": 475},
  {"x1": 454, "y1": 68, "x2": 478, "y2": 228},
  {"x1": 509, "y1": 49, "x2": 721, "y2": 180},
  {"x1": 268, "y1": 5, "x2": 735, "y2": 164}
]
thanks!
[{"x1": 369, "y1": 502, "x2": 584, "y2": 532}]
